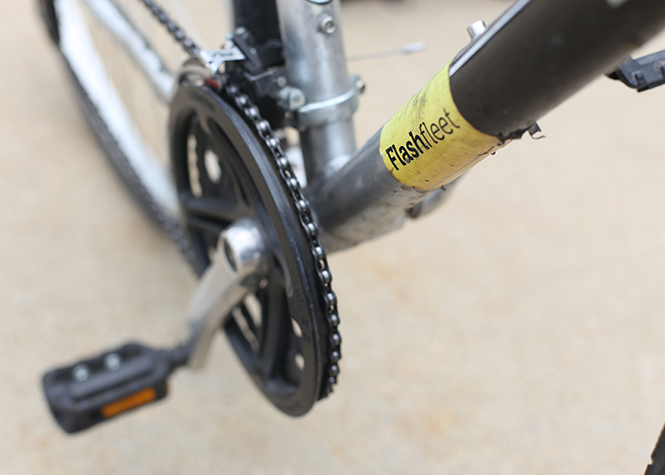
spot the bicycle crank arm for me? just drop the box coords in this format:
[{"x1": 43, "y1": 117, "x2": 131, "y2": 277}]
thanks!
[
  {"x1": 184, "y1": 218, "x2": 268, "y2": 369},
  {"x1": 42, "y1": 219, "x2": 268, "y2": 433}
]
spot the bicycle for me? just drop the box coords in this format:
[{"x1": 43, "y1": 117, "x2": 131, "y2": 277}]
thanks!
[{"x1": 35, "y1": 0, "x2": 665, "y2": 471}]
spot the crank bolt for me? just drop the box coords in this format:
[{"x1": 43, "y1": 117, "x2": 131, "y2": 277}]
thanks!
[{"x1": 72, "y1": 364, "x2": 90, "y2": 382}]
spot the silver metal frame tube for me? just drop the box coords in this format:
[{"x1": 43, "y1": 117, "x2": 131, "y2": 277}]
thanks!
[
  {"x1": 311, "y1": 129, "x2": 423, "y2": 252},
  {"x1": 312, "y1": 0, "x2": 665, "y2": 253},
  {"x1": 275, "y1": 0, "x2": 356, "y2": 186},
  {"x1": 81, "y1": 0, "x2": 174, "y2": 103},
  {"x1": 56, "y1": 0, "x2": 181, "y2": 220}
]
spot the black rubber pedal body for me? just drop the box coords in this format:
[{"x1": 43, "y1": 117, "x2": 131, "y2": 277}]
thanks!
[
  {"x1": 43, "y1": 343, "x2": 174, "y2": 433},
  {"x1": 646, "y1": 422, "x2": 665, "y2": 475}
]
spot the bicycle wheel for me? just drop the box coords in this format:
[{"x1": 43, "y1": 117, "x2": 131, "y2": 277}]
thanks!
[{"x1": 38, "y1": 0, "x2": 231, "y2": 264}]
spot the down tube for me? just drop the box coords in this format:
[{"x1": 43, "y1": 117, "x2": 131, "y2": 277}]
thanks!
[{"x1": 311, "y1": 0, "x2": 665, "y2": 252}]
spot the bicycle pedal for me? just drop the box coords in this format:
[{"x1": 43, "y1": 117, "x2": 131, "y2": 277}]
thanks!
[
  {"x1": 42, "y1": 343, "x2": 184, "y2": 433},
  {"x1": 608, "y1": 49, "x2": 665, "y2": 92}
]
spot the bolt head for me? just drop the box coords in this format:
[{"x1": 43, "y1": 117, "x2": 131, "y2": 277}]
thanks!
[
  {"x1": 290, "y1": 90, "x2": 305, "y2": 109},
  {"x1": 466, "y1": 20, "x2": 487, "y2": 40},
  {"x1": 319, "y1": 15, "x2": 337, "y2": 34},
  {"x1": 104, "y1": 353, "x2": 121, "y2": 371},
  {"x1": 72, "y1": 364, "x2": 90, "y2": 381},
  {"x1": 355, "y1": 78, "x2": 366, "y2": 94}
]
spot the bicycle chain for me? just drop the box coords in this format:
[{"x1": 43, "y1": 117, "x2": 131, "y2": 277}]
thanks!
[{"x1": 139, "y1": 0, "x2": 341, "y2": 397}]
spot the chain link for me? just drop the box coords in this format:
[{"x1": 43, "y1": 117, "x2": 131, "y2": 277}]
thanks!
[
  {"x1": 139, "y1": 0, "x2": 341, "y2": 397},
  {"x1": 139, "y1": 0, "x2": 200, "y2": 56},
  {"x1": 222, "y1": 84, "x2": 341, "y2": 396}
]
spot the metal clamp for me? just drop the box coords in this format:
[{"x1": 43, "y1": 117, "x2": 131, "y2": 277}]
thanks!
[{"x1": 291, "y1": 75, "x2": 363, "y2": 129}]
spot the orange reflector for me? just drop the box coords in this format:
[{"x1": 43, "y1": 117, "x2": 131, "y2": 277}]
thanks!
[{"x1": 101, "y1": 387, "x2": 158, "y2": 419}]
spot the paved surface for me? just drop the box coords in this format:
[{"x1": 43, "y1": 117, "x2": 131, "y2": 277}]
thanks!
[{"x1": 3, "y1": 1, "x2": 665, "y2": 473}]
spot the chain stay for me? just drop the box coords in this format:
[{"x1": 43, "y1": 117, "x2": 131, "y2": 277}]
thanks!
[{"x1": 139, "y1": 0, "x2": 341, "y2": 397}]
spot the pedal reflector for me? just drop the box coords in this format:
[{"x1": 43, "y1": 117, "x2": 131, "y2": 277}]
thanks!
[
  {"x1": 42, "y1": 343, "x2": 176, "y2": 433},
  {"x1": 101, "y1": 386, "x2": 158, "y2": 418}
]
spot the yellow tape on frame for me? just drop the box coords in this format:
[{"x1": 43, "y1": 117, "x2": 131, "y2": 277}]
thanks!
[{"x1": 380, "y1": 63, "x2": 505, "y2": 191}]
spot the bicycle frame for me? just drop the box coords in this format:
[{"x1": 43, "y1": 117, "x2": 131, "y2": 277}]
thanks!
[
  {"x1": 64, "y1": 0, "x2": 665, "y2": 253},
  {"x1": 38, "y1": 0, "x2": 665, "y2": 432},
  {"x1": 270, "y1": 0, "x2": 665, "y2": 252},
  {"x1": 188, "y1": 0, "x2": 665, "y2": 369},
  {"x1": 179, "y1": 0, "x2": 665, "y2": 368}
]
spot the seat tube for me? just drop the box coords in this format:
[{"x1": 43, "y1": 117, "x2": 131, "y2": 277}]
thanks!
[{"x1": 275, "y1": 0, "x2": 357, "y2": 186}]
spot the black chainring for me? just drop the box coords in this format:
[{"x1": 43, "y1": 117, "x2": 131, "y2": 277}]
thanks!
[{"x1": 169, "y1": 80, "x2": 331, "y2": 416}]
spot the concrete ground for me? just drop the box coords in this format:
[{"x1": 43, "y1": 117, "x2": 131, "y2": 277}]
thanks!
[{"x1": 3, "y1": 0, "x2": 665, "y2": 473}]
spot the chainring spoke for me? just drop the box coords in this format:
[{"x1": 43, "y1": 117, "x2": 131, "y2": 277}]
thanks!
[
  {"x1": 179, "y1": 193, "x2": 247, "y2": 223},
  {"x1": 185, "y1": 214, "x2": 227, "y2": 235}
]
